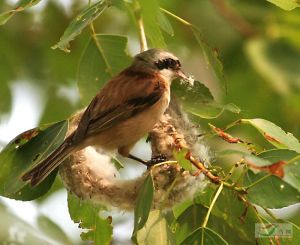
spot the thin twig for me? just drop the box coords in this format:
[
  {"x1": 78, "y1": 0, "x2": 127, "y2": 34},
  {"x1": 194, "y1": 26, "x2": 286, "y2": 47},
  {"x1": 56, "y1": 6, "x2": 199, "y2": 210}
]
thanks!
[{"x1": 185, "y1": 151, "x2": 220, "y2": 184}]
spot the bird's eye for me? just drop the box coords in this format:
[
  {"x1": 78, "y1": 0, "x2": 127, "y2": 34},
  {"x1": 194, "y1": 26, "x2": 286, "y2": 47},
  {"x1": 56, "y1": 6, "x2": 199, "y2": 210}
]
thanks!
[
  {"x1": 169, "y1": 59, "x2": 177, "y2": 68},
  {"x1": 164, "y1": 59, "x2": 170, "y2": 67},
  {"x1": 155, "y1": 60, "x2": 165, "y2": 69}
]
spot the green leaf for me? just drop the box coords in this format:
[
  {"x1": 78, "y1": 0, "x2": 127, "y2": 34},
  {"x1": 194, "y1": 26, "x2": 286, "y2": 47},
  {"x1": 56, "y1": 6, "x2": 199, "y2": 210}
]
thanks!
[
  {"x1": 132, "y1": 174, "x2": 154, "y2": 241},
  {"x1": 267, "y1": 0, "x2": 300, "y2": 10},
  {"x1": 244, "y1": 170, "x2": 300, "y2": 208},
  {"x1": 217, "y1": 149, "x2": 273, "y2": 167},
  {"x1": 192, "y1": 27, "x2": 225, "y2": 87},
  {"x1": 175, "y1": 203, "x2": 207, "y2": 244},
  {"x1": 172, "y1": 199, "x2": 194, "y2": 219},
  {"x1": 52, "y1": 0, "x2": 109, "y2": 52},
  {"x1": 172, "y1": 80, "x2": 240, "y2": 119},
  {"x1": 137, "y1": 0, "x2": 166, "y2": 48},
  {"x1": 0, "y1": 0, "x2": 41, "y2": 25},
  {"x1": 68, "y1": 193, "x2": 113, "y2": 245},
  {"x1": 160, "y1": 10, "x2": 225, "y2": 86},
  {"x1": 174, "y1": 198, "x2": 258, "y2": 244},
  {"x1": 258, "y1": 149, "x2": 300, "y2": 192},
  {"x1": 0, "y1": 120, "x2": 68, "y2": 200},
  {"x1": 157, "y1": 10, "x2": 174, "y2": 36},
  {"x1": 77, "y1": 34, "x2": 131, "y2": 104},
  {"x1": 219, "y1": 142, "x2": 300, "y2": 193},
  {"x1": 194, "y1": 185, "x2": 218, "y2": 208},
  {"x1": 289, "y1": 222, "x2": 300, "y2": 244},
  {"x1": 181, "y1": 227, "x2": 228, "y2": 245},
  {"x1": 198, "y1": 188, "x2": 259, "y2": 243},
  {"x1": 37, "y1": 215, "x2": 71, "y2": 244},
  {"x1": 173, "y1": 148, "x2": 193, "y2": 171},
  {"x1": 241, "y1": 118, "x2": 300, "y2": 153},
  {"x1": 136, "y1": 210, "x2": 176, "y2": 245}
]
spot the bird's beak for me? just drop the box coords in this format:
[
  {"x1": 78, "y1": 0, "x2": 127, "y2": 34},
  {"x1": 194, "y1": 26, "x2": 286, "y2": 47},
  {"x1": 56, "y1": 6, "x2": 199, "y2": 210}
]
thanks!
[
  {"x1": 176, "y1": 69, "x2": 188, "y2": 80},
  {"x1": 176, "y1": 69, "x2": 194, "y2": 85}
]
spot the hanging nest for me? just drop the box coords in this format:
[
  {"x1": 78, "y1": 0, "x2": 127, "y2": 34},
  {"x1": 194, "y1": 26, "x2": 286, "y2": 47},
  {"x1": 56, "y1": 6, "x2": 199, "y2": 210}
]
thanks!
[{"x1": 59, "y1": 100, "x2": 211, "y2": 210}]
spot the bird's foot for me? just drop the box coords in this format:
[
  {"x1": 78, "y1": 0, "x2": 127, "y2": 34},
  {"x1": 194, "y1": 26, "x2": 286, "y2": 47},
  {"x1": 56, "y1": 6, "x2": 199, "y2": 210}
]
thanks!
[
  {"x1": 146, "y1": 154, "x2": 168, "y2": 167},
  {"x1": 127, "y1": 153, "x2": 168, "y2": 168}
]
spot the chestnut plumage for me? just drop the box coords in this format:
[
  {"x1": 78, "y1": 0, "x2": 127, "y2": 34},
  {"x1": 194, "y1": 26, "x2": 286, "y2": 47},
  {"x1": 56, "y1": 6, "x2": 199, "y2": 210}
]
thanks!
[{"x1": 22, "y1": 48, "x2": 188, "y2": 186}]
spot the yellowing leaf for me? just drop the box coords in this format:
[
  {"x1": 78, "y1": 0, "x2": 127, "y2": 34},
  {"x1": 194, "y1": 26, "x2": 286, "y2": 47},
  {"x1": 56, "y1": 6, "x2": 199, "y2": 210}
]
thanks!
[{"x1": 241, "y1": 118, "x2": 300, "y2": 153}]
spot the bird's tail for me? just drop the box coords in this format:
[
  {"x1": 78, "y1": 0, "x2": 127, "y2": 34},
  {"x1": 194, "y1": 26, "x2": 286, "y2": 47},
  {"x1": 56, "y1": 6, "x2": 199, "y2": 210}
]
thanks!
[{"x1": 22, "y1": 139, "x2": 75, "y2": 187}]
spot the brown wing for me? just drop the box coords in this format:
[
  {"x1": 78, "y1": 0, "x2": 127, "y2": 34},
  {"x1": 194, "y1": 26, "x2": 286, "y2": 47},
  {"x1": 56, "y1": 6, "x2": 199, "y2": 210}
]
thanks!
[{"x1": 72, "y1": 69, "x2": 166, "y2": 144}]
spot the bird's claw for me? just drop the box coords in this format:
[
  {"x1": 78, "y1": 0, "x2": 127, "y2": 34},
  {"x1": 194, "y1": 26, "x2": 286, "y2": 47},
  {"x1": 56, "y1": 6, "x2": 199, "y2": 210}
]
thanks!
[{"x1": 146, "y1": 154, "x2": 168, "y2": 167}]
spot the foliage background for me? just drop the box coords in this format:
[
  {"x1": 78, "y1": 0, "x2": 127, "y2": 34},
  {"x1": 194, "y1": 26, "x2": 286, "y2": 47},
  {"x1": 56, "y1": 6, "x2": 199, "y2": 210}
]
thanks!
[{"x1": 0, "y1": 0, "x2": 300, "y2": 244}]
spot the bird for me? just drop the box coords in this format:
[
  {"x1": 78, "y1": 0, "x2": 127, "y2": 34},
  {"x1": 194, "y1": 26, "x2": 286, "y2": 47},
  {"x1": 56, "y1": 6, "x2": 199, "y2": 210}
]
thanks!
[{"x1": 22, "y1": 48, "x2": 189, "y2": 186}]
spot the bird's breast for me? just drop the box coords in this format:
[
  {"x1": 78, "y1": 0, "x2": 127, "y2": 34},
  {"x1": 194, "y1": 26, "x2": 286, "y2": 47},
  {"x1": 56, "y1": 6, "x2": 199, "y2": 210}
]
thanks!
[{"x1": 90, "y1": 87, "x2": 170, "y2": 150}]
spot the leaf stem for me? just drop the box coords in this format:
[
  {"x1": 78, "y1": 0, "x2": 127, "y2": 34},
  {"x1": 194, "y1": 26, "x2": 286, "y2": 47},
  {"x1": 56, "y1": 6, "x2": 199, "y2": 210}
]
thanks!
[
  {"x1": 222, "y1": 181, "x2": 247, "y2": 194},
  {"x1": 202, "y1": 182, "x2": 223, "y2": 228},
  {"x1": 160, "y1": 7, "x2": 192, "y2": 27}
]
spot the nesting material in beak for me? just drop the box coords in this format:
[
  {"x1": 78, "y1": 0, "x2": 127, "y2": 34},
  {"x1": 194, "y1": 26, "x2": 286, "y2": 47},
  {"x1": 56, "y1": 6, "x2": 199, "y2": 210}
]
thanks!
[{"x1": 177, "y1": 69, "x2": 195, "y2": 86}]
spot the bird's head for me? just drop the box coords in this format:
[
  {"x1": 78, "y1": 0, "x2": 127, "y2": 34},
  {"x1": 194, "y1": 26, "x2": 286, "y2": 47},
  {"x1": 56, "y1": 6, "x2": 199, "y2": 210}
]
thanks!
[{"x1": 133, "y1": 49, "x2": 189, "y2": 82}]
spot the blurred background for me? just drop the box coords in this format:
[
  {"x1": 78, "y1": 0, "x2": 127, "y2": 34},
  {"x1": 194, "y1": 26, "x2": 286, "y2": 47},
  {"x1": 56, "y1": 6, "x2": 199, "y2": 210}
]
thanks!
[{"x1": 1, "y1": 0, "x2": 300, "y2": 243}]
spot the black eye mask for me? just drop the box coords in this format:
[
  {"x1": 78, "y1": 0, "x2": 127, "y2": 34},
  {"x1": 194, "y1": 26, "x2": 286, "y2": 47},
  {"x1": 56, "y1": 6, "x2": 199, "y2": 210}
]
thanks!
[{"x1": 155, "y1": 58, "x2": 181, "y2": 70}]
